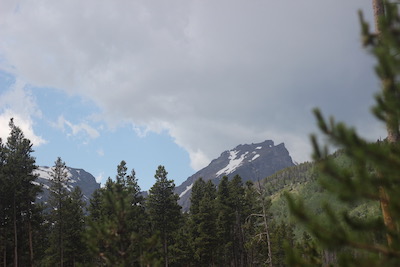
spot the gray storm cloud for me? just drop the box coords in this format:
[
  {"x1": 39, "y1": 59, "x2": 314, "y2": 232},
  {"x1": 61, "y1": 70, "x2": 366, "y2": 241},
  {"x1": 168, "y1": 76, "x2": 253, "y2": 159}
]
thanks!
[{"x1": 0, "y1": 0, "x2": 384, "y2": 169}]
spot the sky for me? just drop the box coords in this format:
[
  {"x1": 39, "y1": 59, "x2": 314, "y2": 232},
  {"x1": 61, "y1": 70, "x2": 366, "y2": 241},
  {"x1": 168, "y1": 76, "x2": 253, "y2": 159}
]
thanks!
[{"x1": 0, "y1": 0, "x2": 386, "y2": 191}]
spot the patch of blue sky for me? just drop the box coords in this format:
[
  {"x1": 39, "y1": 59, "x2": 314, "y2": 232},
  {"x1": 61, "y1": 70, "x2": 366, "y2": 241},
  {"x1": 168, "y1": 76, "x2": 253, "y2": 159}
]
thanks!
[
  {"x1": 0, "y1": 71, "x2": 15, "y2": 89},
  {"x1": 32, "y1": 86, "x2": 100, "y2": 123},
  {"x1": 95, "y1": 128, "x2": 193, "y2": 191},
  {"x1": 22, "y1": 83, "x2": 194, "y2": 190}
]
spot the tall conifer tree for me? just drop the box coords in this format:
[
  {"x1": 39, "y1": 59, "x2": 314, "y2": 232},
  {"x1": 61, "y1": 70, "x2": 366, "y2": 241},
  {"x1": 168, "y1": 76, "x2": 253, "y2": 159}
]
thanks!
[
  {"x1": 46, "y1": 157, "x2": 70, "y2": 267},
  {"x1": 147, "y1": 165, "x2": 182, "y2": 267},
  {"x1": 189, "y1": 178, "x2": 218, "y2": 266},
  {"x1": 63, "y1": 187, "x2": 86, "y2": 266},
  {"x1": 215, "y1": 176, "x2": 235, "y2": 266},
  {"x1": 1, "y1": 119, "x2": 40, "y2": 267},
  {"x1": 86, "y1": 160, "x2": 150, "y2": 266}
]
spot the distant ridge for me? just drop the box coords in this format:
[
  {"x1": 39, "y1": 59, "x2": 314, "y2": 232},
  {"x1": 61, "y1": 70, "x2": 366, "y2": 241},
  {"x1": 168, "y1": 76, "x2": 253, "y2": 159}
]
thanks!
[
  {"x1": 34, "y1": 166, "x2": 100, "y2": 206},
  {"x1": 175, "y1": 140, "x2": 295, "y2": 211}
]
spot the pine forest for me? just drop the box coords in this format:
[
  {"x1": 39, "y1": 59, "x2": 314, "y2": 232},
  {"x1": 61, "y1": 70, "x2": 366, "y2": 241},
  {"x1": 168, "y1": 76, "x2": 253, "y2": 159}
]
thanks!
[{"x1": 2, "y1": 0, "x2": 400, "y2": 266}]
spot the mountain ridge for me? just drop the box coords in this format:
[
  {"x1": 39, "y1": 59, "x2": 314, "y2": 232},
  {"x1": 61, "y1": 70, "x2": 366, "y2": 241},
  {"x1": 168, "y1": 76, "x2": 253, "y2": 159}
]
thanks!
[
  {"x1": 34, "y1": 166, "x2": 100, "y2": 206},
  {"x1": 175, "y1": 140, "x2": 295, "y2": 211}
]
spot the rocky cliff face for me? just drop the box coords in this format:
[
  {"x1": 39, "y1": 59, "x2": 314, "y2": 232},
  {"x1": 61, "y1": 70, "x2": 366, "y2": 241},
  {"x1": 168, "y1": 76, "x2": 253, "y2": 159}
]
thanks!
[
  {"x1": 175, "y1": 140, "x2": 295, "y2": 211},
  {"x1": 34, "y1": 166, "x2": 100, "y2": 206}
]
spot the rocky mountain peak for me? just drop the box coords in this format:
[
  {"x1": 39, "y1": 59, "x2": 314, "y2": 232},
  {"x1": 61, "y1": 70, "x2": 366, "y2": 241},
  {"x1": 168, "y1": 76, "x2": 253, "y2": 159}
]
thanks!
[{"x1": 175, "y1": 140, "x2": 295, "y2": 211}]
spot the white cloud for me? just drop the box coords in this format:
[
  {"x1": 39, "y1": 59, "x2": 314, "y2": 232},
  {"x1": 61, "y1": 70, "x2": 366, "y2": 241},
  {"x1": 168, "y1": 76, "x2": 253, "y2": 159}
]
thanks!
[
  {"x1": 0, "y1": 80, "x2": 46, "y2": 146},
  {"x1": 54, "y1": 115, "x2": 99, "y2": 140},
  {"x1": 0, "y1": 109, "x2": 46, "y2": 146},
  {"x1": 0, "y1": 0, "x2": 382, "y2": 169},
  {"x1": 187, "y1": 149, "x2": 210, "y2": 171},
  {"x1": 95, "y1": 172, "x2": 105, "y2": 184}
]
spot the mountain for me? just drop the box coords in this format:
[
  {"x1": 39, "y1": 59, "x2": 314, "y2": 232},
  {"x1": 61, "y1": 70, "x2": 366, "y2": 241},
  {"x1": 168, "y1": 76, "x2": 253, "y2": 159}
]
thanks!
[
  {"x1": 175, "y1": 140, "x2": 295, "y2": 211},
  {"x1": 33, "y1": 166, "x2": 100, "y2": 206}
]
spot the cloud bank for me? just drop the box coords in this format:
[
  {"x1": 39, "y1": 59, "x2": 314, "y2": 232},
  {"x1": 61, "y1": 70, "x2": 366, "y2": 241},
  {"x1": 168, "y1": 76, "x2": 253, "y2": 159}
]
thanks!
[
  {"x1": 0, "y1": 0, "x2": 384, "y2": 169},
  {"x1": 0, "y1": 79, "x2": 46, "y2": 146}
]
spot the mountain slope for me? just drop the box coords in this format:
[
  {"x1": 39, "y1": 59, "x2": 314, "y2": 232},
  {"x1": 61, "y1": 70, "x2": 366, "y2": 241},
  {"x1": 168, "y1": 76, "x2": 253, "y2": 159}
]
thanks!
[
  {"x1": 175, "y1": 140, "x2": 295, "y2": 211},
  {"x1": 265, "y1": 151, "x2": 381, "y2": 238},
  {"x1": 34, "y1": 166, "x2": 100, "y2": 205}
]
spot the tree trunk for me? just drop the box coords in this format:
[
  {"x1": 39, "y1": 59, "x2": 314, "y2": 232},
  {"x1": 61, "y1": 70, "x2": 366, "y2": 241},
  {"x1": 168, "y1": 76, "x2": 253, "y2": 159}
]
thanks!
[
  {"x1": 379, "y1": 182, "x2": 396, "y2": 246},
  {"x1": 28, "y1": 219, "x2": 34, "y2": 267},
  {"x1": 373, "y1": 0, "x2": 400, "y2": 143},
  {"x1": 373, "y1": 0, "x2": 385, "y2": 35},
  {"x1": 59, "y1": 195, "x2": 63, "y2": 267},
  {"x1": 3, "y1": 246, "x2": 6, "y2": 267},
  {"x1": 13, "y1": 195, "x2": 18, "y2": 267},
  {"x1": 164, "y1": 236, "x2": 168, "y2": 267},
  {"x1": 262, "y1": 201, "x2": 273, "y2": 267},
  {"x1": 257, "y1": 181, "x2": 273, "y2": 267},
  {"x1": 373, "y1": 0, "x2": 398, "y2": 247}
]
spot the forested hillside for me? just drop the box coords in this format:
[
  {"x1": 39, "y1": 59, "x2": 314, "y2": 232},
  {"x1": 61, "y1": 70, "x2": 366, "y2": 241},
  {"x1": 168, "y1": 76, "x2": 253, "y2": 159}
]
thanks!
[
  {"x1": 0, "y1": 117, "x2": 340, "y2": 266},
  {"x1": 2, "y1": 0, "x2": 400, "y2": 266},
  {"x1": 263, "y1": 151, "x2": 381, "y2": 238},
  {"x1": 0, "y1": 118, "x2": 384, "y2": 266}
]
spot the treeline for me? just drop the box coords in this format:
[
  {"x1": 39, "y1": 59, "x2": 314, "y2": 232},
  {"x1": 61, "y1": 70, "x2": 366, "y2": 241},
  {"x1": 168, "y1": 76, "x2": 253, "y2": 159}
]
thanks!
[
  {"x1": 0, "y1": 119, "x2": 313, "y2": 266},
  {"x1": 262, "y1": 161, "x2": 316, "y2": 195},
  {"x1": 3, "y1": 1, "x2": 400, "y2": 266}
]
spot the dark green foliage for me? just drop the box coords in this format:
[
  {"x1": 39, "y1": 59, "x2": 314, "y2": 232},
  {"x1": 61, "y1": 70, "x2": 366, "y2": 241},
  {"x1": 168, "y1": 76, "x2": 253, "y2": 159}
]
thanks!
[
  {"x1": 46, "y1": 157, "x2": 69, "y2": 266},
  {"x1": 168, "y1": 213, "x2": 193, "y2": 266},
  {"x1": 189, "y1": 178, "x2": 218, "y2": 266},
  {"x1": 263, "y1": 161, "x2": 316, "y2": 195},
  {"x1": 45, "y1": 157, "x2": 87, "y2": 266},
  {"x1": 146, "y1": 165, "x2": 182, "y2": 267},
  {"x1": 243, "y1": 180, "x2": 273, "y2": 266},
  {"x1": 187, "y1": 175, "x2": 261, "y2": 266},
  {"x1": 269, "y1": 222, "x2": 295, "y2": 266},
  {"x1": 5, "y1": 118, "x2": 395, "y2": 267},
  {"x1": 215, "y1": 176, "x2": 235, "y2": 265},
  {"x1": 87, "y1": 188, "x2": 103, "y2": 222},
  {"x1": 86, "y1": 183, "x2": 137, "y2": 266},
  {"x1": 228, "y1": 175, "x2": 248, "y2": 266},
  {"x1": 0, "y1": 119, "x2": 42, "y2": 266},
  {"x1": 63, "y1": 187, "x2": 87, "y2": 266},
  {"x1": 85, "y1": 160, "x2": 149, "y2": 266},
  {"x1": 285, "y1": 1, "x2": 400, "y2": 265}
]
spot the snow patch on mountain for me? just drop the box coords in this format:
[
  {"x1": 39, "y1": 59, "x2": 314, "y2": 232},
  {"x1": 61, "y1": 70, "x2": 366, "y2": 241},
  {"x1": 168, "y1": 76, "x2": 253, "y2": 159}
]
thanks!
[
  {"x1": 34, "y1": 167, "x2": 52, "y2": 180},
  {"x1": 179, "y1": 183, "x2": 193, "y2": 198},
  {"x1": 216, "y1": 150, "x2": 249, "y2": 176},
  {"x1": 34, "y1": 166, "x2": 100, "y2": 206},
  {"x1": 175, "y1": 140, "x2": 296, "y2": 211},
  {"x1": 32, "y1": 180, "x2": 50, "y2": 190},
  {"x1": 34, "y1": 166, "x2": 73, "y2": 180},
  {"x1": 250, "y1": 154, "x2": 260, "y2": 161}
]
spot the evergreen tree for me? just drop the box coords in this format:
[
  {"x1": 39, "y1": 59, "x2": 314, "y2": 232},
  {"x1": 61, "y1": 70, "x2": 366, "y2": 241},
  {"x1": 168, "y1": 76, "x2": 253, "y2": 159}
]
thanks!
[
  {"x1": 293, "y1": 231, "x2": 322, "y2": 266},
  {"x1": 146, "y1": 165, "x2": 182, "y2": 267},
  {"x1": 0, "y1": 137, "x2": 10, "y2": 266},
  {"x1": 87, "y1": 188, "x2": 103, "y2": 222},
  {"x1": 189, "y1": 178, "x2": 218, "y2": 266},
  {"x1": 243, "y1": 180, "x2": 274, "y2": 267},
  {"x1": 46, "y1": 157, "x2": 70, "y2": 267},
  {"x1": 228, "y1": 175, "x2": 248, "y2": 267},
  {"x1": 215, "y1": 176, "x2": 234, "y2": 266},
  {"x1": 0, "y1": 119, "x2": 41, "y2": 266},
  {"x1": 86, "y1": 160, "x2": 150, "y2": 266},
  {"x1": 269, "y1": 222, "x2": 294, "y2": 267},
  {"x1": 63, "y1": 187, "x2": 87, "y2": 266},
  {"x1": 286, "y1": 1, "x2": 400, "y2": 265},
  {"x1": 169, "y1": 212, "x2": 193, "y2": 266},
  {"x1": 125, "y1": 167, "x2": 146, "y2": 235}
]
